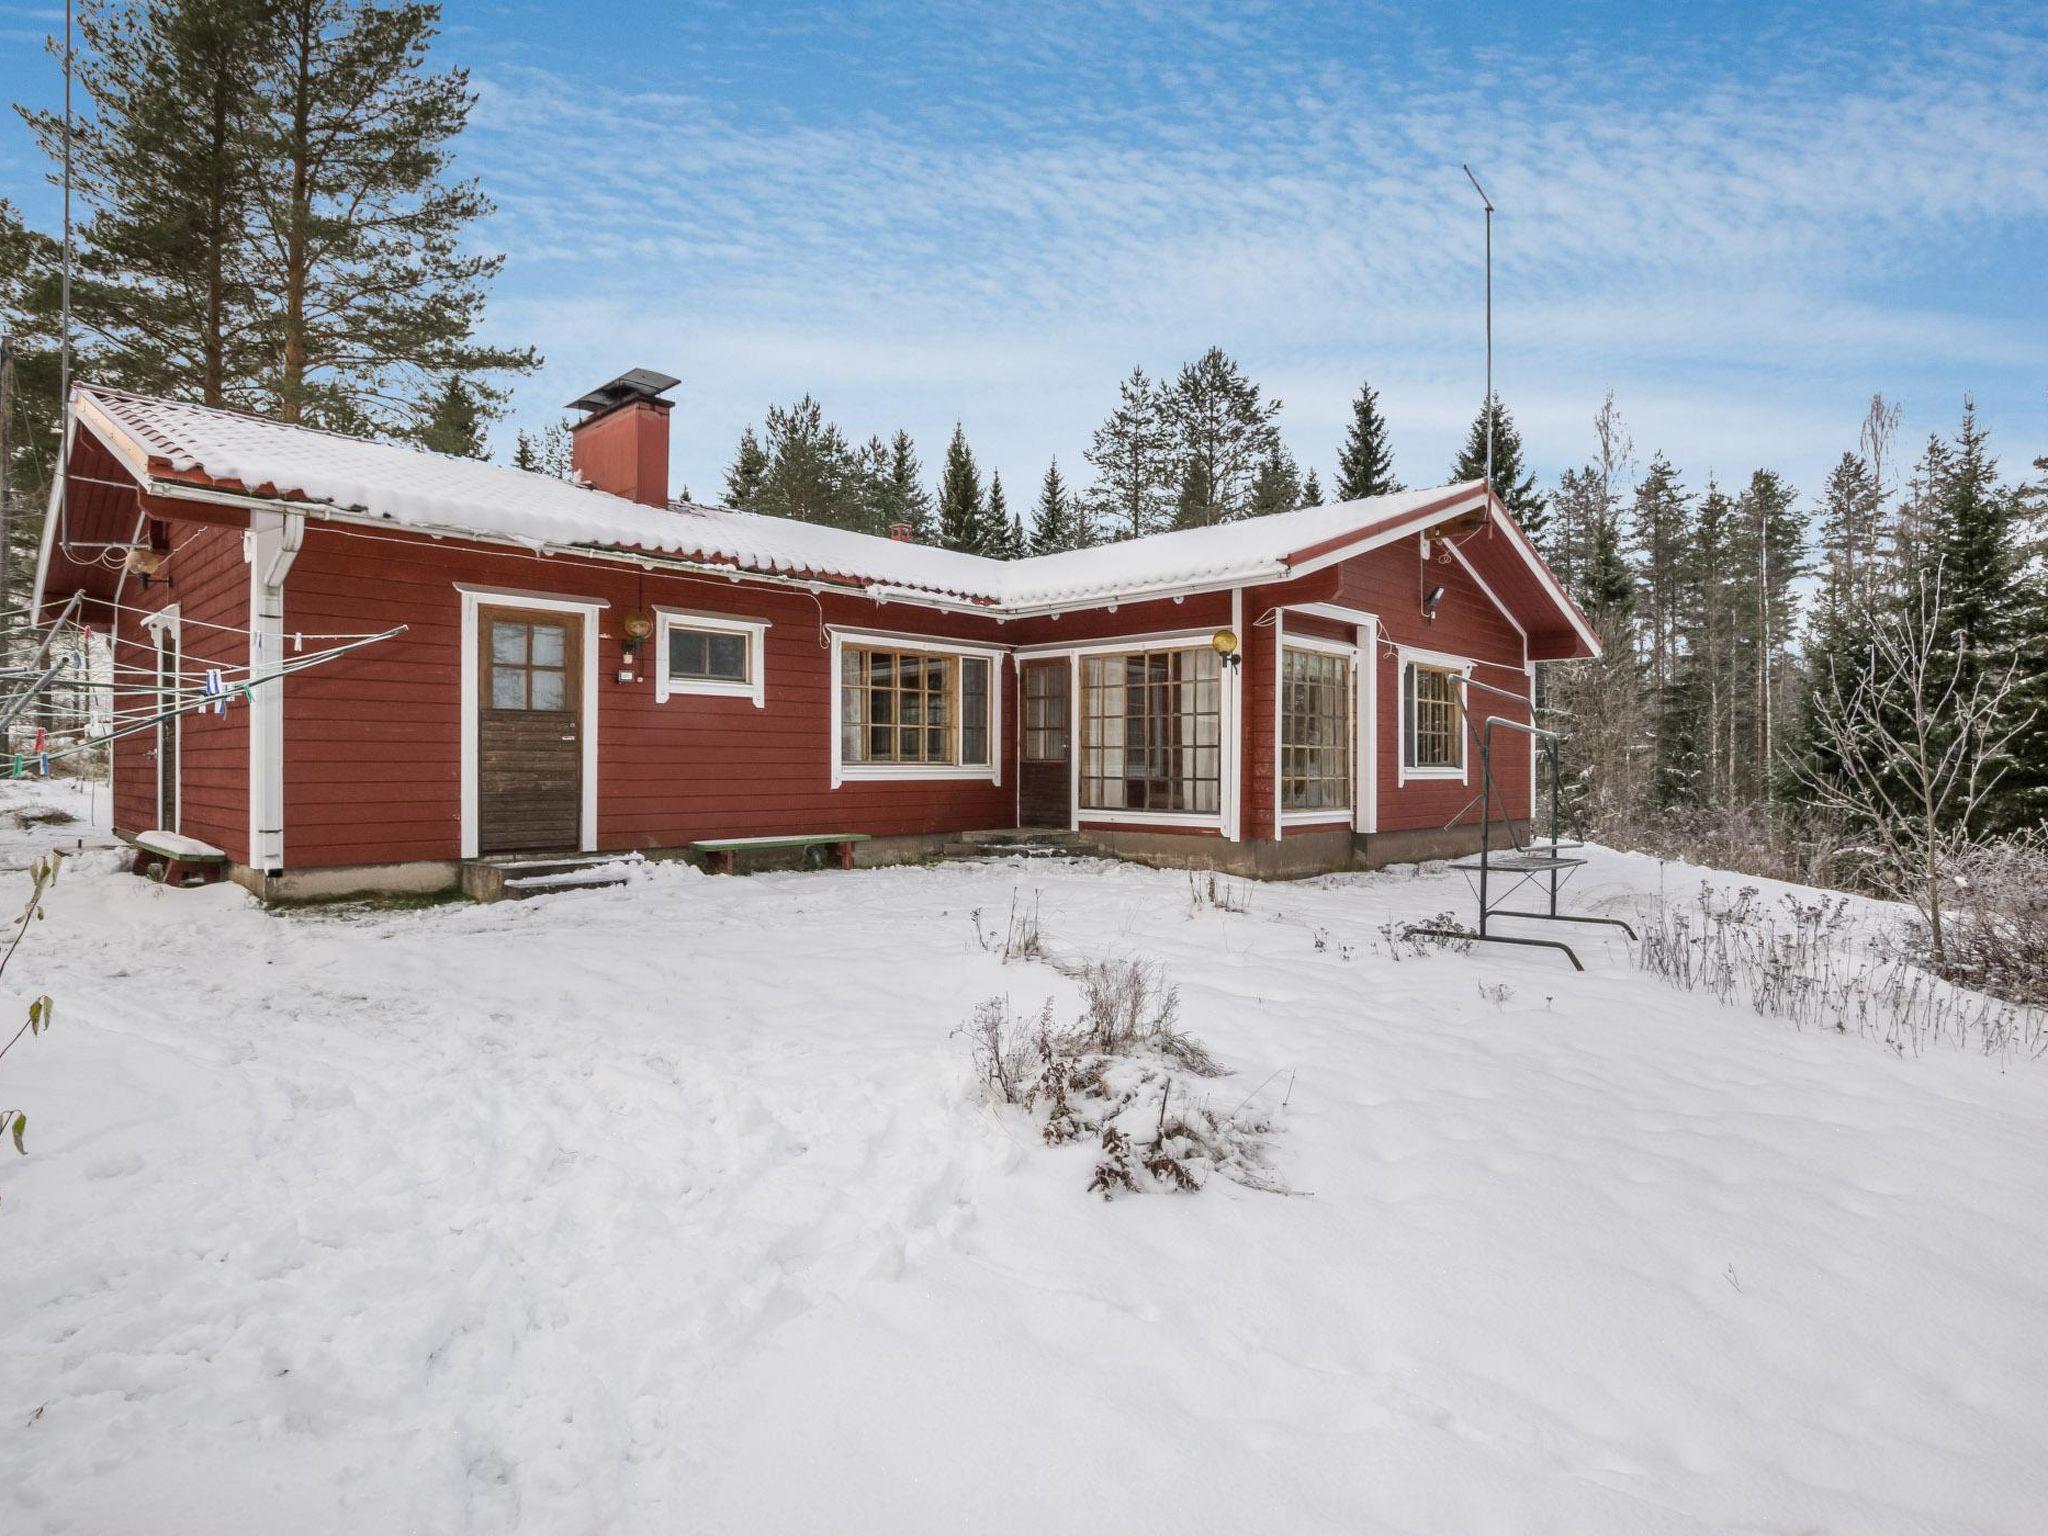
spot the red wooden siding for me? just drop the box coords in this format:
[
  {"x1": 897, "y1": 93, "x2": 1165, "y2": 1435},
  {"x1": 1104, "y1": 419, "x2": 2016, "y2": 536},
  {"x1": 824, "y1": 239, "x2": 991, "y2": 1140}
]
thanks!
[
  {"x1": 279, "y1": 524, "x2": 1023, "y2": 868},
  {"x1": 108, "y1": 523, "x2": 251, "y2": 862}
]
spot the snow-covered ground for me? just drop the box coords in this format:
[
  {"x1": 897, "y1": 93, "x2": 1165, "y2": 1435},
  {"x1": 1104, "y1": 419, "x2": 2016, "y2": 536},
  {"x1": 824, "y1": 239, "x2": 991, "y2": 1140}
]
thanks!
[{"x1": 2, "y1": 780, "x2": 2045, "y2": 1535}]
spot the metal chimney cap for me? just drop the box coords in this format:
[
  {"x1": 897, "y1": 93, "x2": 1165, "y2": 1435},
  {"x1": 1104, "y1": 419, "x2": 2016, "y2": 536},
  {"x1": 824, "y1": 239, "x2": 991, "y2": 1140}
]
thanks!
[{"x1": 566, "y1": 368, "x2": 681, "y2": 413}]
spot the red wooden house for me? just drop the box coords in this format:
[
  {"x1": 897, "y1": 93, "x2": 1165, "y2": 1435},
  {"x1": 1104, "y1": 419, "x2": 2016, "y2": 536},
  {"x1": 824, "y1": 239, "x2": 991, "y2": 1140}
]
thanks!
[{"x1": 35, "y1": 371, "x2": 1597, "y2": 899}]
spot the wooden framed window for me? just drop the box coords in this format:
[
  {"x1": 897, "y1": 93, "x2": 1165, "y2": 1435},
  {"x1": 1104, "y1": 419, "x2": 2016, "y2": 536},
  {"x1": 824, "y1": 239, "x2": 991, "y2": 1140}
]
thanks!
[
  {"x1": 1079, "y1": 647, "x2": 1221, "y2": 815},
  {"x1": 1281, "y1": 646, "x2": 1351, "y2": 812},
  {"x1": 837, "y1": 644, "x2": 995, "y2": 770},
  {"x1": 655, "y1": 611, "x2": 767, "y2": 707},
  {"x1": 1402, "y1": 661, "x2": 1463, "y2": 772},
  {"x1": 1022, "y1": 663, "x2": 1069, "y2": 762},
  {"x1": 489, "y1": 617, "x2": 571, "y2": 711}
]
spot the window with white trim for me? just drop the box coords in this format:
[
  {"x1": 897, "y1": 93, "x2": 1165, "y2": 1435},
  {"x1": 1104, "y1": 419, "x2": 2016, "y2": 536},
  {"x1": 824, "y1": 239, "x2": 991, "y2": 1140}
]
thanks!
[
  {"x1": 656, "y1": 611, "x2": 767, "y2": 707},
  {"x1": 1281, "y1": 646, "x2": 1351, "y2": 812},
  {"x1": 839, "y1": 643, "x2": 993, "y2": 769},
  {"x1": 1402, "y1": 661, "x2": 1463, "y2": 771},
  {"x1": 1079, "y1": 647, "x2": 1221, "y2": 814}
]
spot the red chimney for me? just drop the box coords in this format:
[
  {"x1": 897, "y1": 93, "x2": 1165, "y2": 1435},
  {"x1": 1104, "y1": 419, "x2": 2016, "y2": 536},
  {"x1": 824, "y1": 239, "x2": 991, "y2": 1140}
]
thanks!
[
  {"x1": 889, "y1": 521, "x2": 913, "y2": 543},
  {"x1": 566, "y1": 368, "x2": 680, "y2": 508}
]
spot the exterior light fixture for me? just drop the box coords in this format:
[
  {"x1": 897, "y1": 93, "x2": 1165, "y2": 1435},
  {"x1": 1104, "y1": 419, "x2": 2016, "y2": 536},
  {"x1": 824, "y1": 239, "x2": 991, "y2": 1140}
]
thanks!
[
  {"x1": 1211, "y1": 628, "x2": 1241, "y2": 670},
  {"x1": 1422, "y1": 585, "x2": 1446, "y2": 621},
  {"x1": 621, "y1": 611, "x2": 654, "y2": 658},
  {"x1": 123, "y1": 546, "x2": 165, "y2": 589}
]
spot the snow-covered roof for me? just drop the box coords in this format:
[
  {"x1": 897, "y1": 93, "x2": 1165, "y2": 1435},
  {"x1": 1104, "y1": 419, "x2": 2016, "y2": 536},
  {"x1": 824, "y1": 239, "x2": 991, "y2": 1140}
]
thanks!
[{"x1": 68, "y1": 383, "x2": 1511, "y2": 614}]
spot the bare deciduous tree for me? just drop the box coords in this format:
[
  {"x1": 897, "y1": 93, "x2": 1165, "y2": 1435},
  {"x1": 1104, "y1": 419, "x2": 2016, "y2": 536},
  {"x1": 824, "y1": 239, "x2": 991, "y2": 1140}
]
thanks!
[{"x1": 1796, "y1": 564, "x2": 2029, "y2": 964}]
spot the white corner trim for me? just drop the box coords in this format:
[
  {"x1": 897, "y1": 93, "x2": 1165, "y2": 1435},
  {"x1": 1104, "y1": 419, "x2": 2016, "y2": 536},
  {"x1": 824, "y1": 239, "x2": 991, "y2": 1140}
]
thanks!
[
  {"x1": 1223, "y1": 588, "x2": 1243, "y2": 842},
  {"x1": 1357, "y1": 616, "x2": 1379, "y2": 835},
  {"x1": 828, "y1": 627, "x2": 1003, "y2": 789},
  {"x1": 459, "y1": 587, "x2": 602, "y2": 859},
  {"x1": 653, "y1": 608, "x2": 769, "y2": 708}
]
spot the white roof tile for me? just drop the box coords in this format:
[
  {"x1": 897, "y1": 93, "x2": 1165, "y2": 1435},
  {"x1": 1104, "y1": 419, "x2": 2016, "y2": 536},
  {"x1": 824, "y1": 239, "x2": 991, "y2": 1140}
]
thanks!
[{"x1": 77, "y1": 384, "x2": 1481, "y2": 611}]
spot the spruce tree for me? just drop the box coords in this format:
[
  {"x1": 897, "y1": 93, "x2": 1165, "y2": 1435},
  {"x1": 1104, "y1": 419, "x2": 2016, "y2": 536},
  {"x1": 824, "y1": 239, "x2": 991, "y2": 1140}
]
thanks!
[
  {"x1": 937, "y1": 424, "x2": 987, "y2": 554},
  {"x1": 986, "y1": 471, "x2": 1021, "y2": 559},
  {"x1": 1730, "y1": 468, "x2": 1806, "y2": 793},
  {"x1": 412, "y1": 374, "x2": 489, "y2": 456},
  {"x1": 1333, "y1": 379, "x2": 1401, "y2": 500},
  {"x1": 1451, "y1": 394, "x2": 1546, "y2": 537},
  {"x1": 19, "y1": 0, "x2": 271, "y2": 406},
  {"x1": 753, "y1": 395, "x2": 856, "y2": 527},
  {"x1": 1029, "y1": 460, "x2": 1080, "y2": 554},
  {"x1": 1083, "y1": 366, "x2": 1171, "y2": 540},
  {"x1": 1628, "y1": 452, "x2": 1691, "y2": 694},
  {"x1": 1246, "y1": 444, "x2": 1302, "y2": 518},
  {"x1": 249, "y1": 0, "x2": 536, "y2": 430},
  {"x1": 1813, "y1": 452, "x2": 1879, "y2": 631},
  {"x1": 723, "y1": 426, "x2": 768, "y2": 508},
  {"x1": 872, "y1": 429, "x2": 934, "y2": 541},
  {"x1": 511, "y1": 419, "x2": 573, "y2": 480},
  {"x1": 1299, "y1": 468, "x2": 1323, "y2": 508},
  {"x1": 1160, "y1": 346, "x2": 1281, "y2": 524}
]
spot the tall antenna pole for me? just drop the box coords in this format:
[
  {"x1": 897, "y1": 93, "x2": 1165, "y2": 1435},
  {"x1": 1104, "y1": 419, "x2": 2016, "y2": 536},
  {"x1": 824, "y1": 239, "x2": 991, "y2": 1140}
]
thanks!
[
  {"x1": 54, "y1": 0, "x2": 75, "y2": 592},
  {"x1": 1462, "y1": 165, "x2": 1494, "y2": 501}
]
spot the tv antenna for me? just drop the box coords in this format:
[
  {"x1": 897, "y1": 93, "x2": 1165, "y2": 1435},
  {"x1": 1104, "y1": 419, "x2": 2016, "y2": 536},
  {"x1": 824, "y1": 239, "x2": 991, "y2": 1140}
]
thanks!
[{"x1": 1462, "y1": 164, "x2": 1494, "y2": 500}]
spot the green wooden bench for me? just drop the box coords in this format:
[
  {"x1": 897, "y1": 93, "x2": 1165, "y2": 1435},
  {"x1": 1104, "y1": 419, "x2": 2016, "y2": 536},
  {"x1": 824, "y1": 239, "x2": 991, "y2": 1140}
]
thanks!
[
  {"x1": 688, "y1": 833, "x2": 871, "y2": 876},
  {"x1": 126, "y1": 830, "x2": 229, "y2": 888}
]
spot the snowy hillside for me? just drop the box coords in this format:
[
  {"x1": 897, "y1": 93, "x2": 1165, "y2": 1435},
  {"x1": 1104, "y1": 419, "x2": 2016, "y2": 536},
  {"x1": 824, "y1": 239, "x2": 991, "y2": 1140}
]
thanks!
[{"x1": 1, "y1": 793, "x2": 2045, "y2": 1533}]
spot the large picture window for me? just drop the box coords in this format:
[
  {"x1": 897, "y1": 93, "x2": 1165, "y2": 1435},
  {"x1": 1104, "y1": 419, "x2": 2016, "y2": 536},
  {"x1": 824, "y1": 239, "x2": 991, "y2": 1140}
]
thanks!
[
  {"x1": 1281, "y1": 647, "x2": 1351, "y2": 812},
  {"x1": 1402, "y1": 661, "x2": 1464, "y2": 772},
  {"x1": 1080, "y1": 647, "x2": 1222, "y2": 815},
  {"x1": 839, "y1": 643, "x2": 993, "y2": 770}
]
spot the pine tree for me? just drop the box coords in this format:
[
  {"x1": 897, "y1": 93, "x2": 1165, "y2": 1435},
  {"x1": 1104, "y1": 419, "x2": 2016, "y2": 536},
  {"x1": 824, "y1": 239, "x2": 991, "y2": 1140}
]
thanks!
[
  {"x1": 19, "y1": 0, "x2": 271, "y2": 406},
  {"x1": 1083, "y1": 366, "x2": 1171, "y2": 541},
  {"x1": 1676, "y1": 478, "x2": 1739, "y2": 807},
  {"x1": 249, "y1": 0, "x2": 535, "y2": 430},
  {"x1": 938, "y1": 424, "x2": 988, "y2": 554},
  {"x1": 723, "y1": 426, "x2": 768, "y2": 508},
  {"x1": 1451, "y1": 394, "x2": 1546, "y2": 537},
  {"x1": 510, "y1": 419, "x2": 573, "y2": 480},
  {"x1": 1159, "y1": 347, "x2": 1281, "y2": 524},
  {"x1": 1246, "y1": 444, "x2": 1302, "y2": 518},
  {"x1": 1730, "y1": 468, "x2": 1806, "y2": 793},
  {"x1": 1299, "y1": 468, "x2": 1323, "y2": 508},
  {"x1": 1333, "y1": 379, "x2": 1401, "y2": 500},
  {"x1": 1932, "y1": 399, "x2": 2015, "y2": 673},
  {"x1": 412, "y1": 374, "x2": 489, "y2": 457},
  {"x1": 1029, "y1": 459, "x2": 1081, "y2": 554}
]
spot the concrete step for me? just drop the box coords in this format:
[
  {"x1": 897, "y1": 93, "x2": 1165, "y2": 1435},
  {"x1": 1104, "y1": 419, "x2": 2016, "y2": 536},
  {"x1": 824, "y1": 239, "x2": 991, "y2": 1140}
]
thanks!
[
  {"x1": 944, "y1": 829, "x2": 1085, "y2": 861},
  {"x1": 461, "y1": 851, "x2": 644, "y2": 902}
]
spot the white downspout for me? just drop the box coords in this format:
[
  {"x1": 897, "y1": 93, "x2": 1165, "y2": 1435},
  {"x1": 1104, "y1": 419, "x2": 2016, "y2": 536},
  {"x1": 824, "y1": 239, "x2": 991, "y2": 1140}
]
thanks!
[{"x1": 245, "y1": 509, "x2": 304, "y2": 874}]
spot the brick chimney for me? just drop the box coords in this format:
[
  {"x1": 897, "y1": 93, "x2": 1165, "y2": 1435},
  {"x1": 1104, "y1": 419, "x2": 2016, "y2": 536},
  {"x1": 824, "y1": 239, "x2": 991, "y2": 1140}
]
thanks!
[{"x1": 566, "y1": 368, "x2": 680, "y2": 507}]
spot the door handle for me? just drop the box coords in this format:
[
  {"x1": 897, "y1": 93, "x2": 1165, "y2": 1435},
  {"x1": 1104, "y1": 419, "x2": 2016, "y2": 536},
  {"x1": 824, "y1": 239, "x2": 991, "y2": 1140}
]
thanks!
[{"x1": 560, "y1": 733, "x2": 577, "y2": 741}]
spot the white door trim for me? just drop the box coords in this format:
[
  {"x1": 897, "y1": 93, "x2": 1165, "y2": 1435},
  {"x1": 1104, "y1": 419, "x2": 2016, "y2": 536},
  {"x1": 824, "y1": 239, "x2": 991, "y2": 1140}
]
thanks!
[{"x1": 459, "y1": 587, "x2": 601, "y2": 859}]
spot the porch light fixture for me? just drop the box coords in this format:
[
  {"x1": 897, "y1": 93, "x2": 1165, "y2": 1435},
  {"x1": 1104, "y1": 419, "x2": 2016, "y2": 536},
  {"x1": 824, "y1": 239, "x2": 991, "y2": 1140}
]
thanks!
[
  {"x1": 620, "y1": 611, "x2": 654, "y2": 658},
  {"x1": 123, "y1": 545, "x2": 164, "y2": 589},
  {"x1": 1210, "y1": 628, "x2": 1241, "y2": 670}
]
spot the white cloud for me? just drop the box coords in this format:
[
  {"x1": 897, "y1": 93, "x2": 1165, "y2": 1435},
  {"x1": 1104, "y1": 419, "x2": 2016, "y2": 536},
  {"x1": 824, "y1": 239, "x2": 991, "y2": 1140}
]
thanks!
[{"x1": 458, "y1": 2, "x2": 2048, "y2": 508}]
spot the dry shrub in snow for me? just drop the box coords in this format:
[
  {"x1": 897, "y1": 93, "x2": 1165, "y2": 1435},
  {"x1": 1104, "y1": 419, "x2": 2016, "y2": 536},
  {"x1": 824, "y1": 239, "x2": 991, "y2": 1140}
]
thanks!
[
  {"x1": 971, "y1": 889, "x2": 1045, "y2": 964},
  {"x1": 962, "y1": 968, "x2": 1282, "y2": 1199},
  {"x1": 1634, "y1": 881, "x2": 2045, "y2": 1059},
  {"x1": 1929, "y1": 833, "x2": 2048, "y2": 1008}
]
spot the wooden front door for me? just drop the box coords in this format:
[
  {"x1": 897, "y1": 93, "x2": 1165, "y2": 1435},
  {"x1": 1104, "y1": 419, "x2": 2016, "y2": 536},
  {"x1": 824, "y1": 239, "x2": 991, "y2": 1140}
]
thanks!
[
  {"x1": 1018, "y1": 659, "x2": 1071, "y2": 828},
  {"x1": 477, "y1": 606, "x2": 582, "y2": 854}
]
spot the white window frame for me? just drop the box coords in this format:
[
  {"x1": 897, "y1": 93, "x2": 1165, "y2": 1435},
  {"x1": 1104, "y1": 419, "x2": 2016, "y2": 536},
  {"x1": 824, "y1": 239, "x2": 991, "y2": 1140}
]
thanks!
[
  {"x1": 1397, "y1": 645, "x2": 1473, "y2": 785},
  {"x1": 829, "y1": 627, "x2": 1004, "y2": 787},
  {"x1": 654, "y1": 608, "x2": 768, "y2": 708},
  {"x1": 1277, "y1": 631, "x2": 1357, "y2": 827}
]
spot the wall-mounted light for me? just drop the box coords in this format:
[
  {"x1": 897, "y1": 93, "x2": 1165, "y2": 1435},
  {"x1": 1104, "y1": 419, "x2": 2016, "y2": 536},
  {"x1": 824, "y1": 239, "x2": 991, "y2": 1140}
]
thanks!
[
  {"x1": 1422, "y1": 585, "x2": 1446, "y2": 622},
  {"x1": 124, "y1": 546, "x2": 165, "y2": 589},
  {"x1": 620, "y1": 611, "x2": 654, "y2": 659},
  {"x1": 1211, "y1": 628, "x2": 1241, "y2": 670}
]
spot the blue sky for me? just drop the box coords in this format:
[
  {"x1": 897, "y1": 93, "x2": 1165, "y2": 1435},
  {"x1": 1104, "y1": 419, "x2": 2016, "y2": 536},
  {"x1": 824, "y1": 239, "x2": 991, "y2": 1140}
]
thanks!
[{"x1": 5, "y1": 0, "x2": 2045, "y2": 511}]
